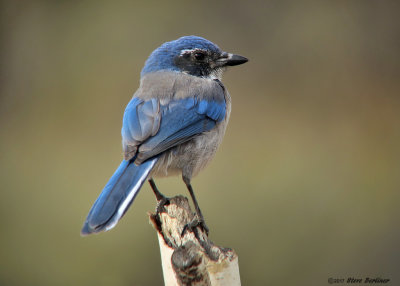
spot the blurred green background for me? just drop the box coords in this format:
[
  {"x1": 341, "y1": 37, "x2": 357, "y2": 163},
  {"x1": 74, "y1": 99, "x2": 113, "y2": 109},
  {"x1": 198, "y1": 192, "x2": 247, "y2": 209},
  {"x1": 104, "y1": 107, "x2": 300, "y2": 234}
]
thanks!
[{"x1": 1, "y1": 0, "x2": 399, "y2": 285}]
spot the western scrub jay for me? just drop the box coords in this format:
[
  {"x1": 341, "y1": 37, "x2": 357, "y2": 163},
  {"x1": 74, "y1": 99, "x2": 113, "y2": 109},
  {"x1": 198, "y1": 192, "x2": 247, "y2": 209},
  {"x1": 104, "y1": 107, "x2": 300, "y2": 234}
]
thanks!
[{"x1": 81, "y1": 36, "x2": 247, "y2": 235}]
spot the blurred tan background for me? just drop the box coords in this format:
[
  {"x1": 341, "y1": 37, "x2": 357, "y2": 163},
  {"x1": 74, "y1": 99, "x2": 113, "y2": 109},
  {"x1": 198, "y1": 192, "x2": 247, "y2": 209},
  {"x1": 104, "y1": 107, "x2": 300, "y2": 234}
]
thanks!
[{"x1": 1, "y1": 0, "x2": 399, "y2": 285}]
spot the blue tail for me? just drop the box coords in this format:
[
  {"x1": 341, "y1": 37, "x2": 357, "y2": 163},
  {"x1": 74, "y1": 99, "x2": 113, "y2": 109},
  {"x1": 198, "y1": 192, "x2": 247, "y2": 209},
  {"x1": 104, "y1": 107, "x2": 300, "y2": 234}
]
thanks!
[{"x1": 81, "y1": 157, "x2": 158, "y2": 235}]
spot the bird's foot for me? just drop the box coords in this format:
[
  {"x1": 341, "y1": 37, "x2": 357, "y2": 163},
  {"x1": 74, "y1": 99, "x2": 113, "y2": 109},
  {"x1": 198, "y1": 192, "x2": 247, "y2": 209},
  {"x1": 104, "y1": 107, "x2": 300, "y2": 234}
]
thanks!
[
  {"x1": 181, "y1": 215, "x2": 209, "y2": 237},
  {"x1": 155, "y1": 196, "x2": 170, "y2": 214},
  {"x1": 149, "y1": 178, "x2": 170, "y2": 213}
]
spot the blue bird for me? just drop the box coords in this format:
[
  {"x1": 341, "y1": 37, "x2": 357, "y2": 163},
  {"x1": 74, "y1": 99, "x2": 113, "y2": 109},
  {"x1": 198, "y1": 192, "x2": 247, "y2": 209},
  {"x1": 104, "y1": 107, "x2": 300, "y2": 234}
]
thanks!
[{"x1": 81, "y1": 36, "x2": 247, "y2": 235}]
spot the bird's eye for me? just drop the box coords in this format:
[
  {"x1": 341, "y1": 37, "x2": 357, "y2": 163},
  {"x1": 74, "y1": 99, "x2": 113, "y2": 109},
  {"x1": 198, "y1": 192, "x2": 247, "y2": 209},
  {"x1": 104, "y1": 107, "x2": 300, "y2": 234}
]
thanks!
[{"x1": 194, "y1": 52, "x2": 205, "y2": 61}]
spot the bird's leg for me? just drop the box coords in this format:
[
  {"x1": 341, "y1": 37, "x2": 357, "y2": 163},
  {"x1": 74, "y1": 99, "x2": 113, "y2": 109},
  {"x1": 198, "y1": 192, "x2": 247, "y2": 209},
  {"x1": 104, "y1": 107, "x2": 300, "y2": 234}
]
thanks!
[
  {"x1": 182, "y1": 181, "x2": 209, "y2": 236},
  {"x1": 148, "y1": 178, "x2": 169, "y2": 213},
  {"x1": 149, "y1": 177, "x2": 164, "y2": 200}
]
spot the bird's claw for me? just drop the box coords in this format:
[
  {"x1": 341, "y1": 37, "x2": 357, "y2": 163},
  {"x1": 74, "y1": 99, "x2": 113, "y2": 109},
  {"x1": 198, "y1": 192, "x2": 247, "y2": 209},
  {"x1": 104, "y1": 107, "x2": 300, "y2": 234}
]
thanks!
[
  {"x1": 181, "y1": 216, "x2": 209, "y2": 237},
  {"x1": 155, "y1": 196, "x2": 170, "y2": 213}
]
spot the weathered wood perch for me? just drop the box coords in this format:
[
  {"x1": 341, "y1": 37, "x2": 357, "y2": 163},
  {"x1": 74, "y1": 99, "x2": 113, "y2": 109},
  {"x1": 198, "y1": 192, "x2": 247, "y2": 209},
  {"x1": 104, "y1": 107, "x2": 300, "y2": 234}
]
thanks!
[{"x1": 149, "y1": 195, "x2": 241, "y2": 286}]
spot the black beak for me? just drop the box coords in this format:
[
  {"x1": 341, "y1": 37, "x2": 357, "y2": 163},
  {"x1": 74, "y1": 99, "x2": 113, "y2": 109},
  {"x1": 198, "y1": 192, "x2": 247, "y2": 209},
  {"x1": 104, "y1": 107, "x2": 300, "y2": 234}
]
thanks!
[{"x1": 216, "y1": 53, "x2": 248, "y2": 67}]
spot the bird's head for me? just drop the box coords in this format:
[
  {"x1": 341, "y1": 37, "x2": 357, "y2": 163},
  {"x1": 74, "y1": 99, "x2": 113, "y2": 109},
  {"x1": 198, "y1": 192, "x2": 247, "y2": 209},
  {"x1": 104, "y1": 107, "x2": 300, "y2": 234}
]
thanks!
[{"x1": 141, "y1": 36, "x2": 248, "y2": 79}]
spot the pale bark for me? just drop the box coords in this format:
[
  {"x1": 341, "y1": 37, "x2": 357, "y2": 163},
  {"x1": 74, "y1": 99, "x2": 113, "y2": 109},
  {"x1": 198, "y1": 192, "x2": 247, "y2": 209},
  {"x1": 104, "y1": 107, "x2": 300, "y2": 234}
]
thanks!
[{"x1": 149, "y1": 195, "x2": 241, "y2": 286}]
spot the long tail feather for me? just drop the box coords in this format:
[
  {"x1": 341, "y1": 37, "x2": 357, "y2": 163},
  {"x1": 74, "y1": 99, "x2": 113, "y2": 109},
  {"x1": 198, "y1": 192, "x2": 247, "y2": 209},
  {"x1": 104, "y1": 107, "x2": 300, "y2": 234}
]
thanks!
[{"x1": 81, "y1": 157, "x2": 158, "y2": 235}]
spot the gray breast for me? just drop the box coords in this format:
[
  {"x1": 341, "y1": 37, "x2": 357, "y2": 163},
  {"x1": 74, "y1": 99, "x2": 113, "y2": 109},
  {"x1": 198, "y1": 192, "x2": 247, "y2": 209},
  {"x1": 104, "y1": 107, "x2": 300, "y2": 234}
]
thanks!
[{"x1": 142, "y1": 73, "x2": 232, "y2": 180}]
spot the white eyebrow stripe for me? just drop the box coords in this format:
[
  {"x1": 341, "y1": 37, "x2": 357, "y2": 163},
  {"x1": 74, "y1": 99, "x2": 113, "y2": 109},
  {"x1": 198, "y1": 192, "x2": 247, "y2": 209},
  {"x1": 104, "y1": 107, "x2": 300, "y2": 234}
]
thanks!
[{"x1": 180, "y1": 48, "x2": 207, "y2": 55}]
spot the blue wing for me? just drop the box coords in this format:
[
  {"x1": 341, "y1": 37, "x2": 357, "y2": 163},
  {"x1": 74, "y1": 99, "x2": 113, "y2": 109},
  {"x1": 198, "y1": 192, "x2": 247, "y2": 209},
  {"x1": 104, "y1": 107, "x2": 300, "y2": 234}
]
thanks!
[{"x1": 121, "y1": 96, "x2": 226, "y2": 163}]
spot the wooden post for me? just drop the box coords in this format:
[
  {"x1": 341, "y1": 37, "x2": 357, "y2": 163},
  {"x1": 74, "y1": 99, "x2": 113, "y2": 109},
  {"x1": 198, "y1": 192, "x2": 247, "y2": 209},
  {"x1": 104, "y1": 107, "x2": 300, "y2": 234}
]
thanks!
[{"x1": 149, "y1": 195, "x2": 241, "y2": 286}]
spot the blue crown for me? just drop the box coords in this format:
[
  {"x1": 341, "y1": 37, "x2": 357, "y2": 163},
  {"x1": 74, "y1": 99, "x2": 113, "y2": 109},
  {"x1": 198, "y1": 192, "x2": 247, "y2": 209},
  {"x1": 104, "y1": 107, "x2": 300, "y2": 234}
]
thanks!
[{"x1": 141, "y1": 36, "x2": 222, "y2": 76}]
